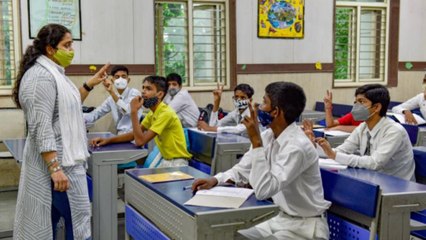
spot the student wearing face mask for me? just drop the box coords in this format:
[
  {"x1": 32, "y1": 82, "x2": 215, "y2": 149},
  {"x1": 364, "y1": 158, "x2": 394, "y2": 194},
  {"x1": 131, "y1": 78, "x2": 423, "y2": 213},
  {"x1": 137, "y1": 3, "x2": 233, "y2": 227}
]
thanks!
[
  {"x1": 193, "y1": 82, "x2": 330, "y2": 240},
  {"x1": 163, "y1": 73, "x2": 200, "y2": 128},
  {"x1": 307, "y1": 84, "x2": 415, "y2": 180},
  {"x1": 83, "y1": 65, "x2": 143, "y2": 135},
  {"x1": 198, "y1": 83, "x2": 255, "y2": 135},
  {"x1": 90, "y1": 76, "x2": 192, "y2": 168}
]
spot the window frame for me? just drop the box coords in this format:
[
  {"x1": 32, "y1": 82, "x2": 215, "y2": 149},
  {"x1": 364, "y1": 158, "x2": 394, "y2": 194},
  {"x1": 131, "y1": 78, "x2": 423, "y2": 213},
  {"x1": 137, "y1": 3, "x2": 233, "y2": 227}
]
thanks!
[
  {"x1": 0, "y1": 0, "x2": 21, "y2": 95},
  {"x1": 333, "y1": 0, "x2": 390, "y2": 88},
  {"x1": 154, "y1": 0, "x2": 236, "y2": 91}
]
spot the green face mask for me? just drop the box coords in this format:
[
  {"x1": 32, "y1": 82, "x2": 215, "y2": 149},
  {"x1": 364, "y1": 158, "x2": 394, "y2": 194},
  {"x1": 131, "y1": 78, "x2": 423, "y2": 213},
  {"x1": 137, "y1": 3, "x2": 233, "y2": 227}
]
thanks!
[{"x1": 53, "y1": 49, "x2": 74, "y2": 68}]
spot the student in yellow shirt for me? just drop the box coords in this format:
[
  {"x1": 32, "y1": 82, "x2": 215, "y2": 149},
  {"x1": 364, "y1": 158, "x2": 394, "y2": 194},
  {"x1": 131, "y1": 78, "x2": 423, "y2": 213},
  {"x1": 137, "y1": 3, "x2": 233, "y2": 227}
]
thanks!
[{"x1": 90, "y1": 76, "x2": 191, "y2": 167}]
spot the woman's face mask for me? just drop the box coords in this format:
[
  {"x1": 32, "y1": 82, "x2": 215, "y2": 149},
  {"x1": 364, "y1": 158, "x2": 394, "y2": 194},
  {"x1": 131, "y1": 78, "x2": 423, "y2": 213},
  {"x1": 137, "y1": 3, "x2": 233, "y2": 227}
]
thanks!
[
  {"x1": 233, "y1": 98, "x2": 250, "y2": 110},
  {"x1": 351, "y1": 103, "x2": 374, "y2": 121},
  {"x1": 114, "y1": 77, "x2": 128, "y2": 90},
  {"x1": 53, "y1": 49, "x2": 74, "y2": 68}
]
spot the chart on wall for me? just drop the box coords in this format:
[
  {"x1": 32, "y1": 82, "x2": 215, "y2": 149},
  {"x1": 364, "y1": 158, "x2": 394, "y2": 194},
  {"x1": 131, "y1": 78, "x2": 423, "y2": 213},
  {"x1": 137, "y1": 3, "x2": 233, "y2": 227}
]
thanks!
[
  {"x1": 28, "y1": 0, "x2": 82, "y2": 40},
  {"x1": 258, "y1": 0, "x2": 304, "y2": 39}
]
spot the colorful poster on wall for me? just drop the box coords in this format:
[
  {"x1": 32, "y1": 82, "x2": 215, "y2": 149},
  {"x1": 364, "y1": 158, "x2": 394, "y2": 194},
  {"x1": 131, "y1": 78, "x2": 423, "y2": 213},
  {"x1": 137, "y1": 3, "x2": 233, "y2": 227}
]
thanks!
[
  {"x1": 258, "y1": 0, "x2": 304, "y2": 39},
  {"x1": 28, "y1": 0, "x2": 82, "y2": 40}
]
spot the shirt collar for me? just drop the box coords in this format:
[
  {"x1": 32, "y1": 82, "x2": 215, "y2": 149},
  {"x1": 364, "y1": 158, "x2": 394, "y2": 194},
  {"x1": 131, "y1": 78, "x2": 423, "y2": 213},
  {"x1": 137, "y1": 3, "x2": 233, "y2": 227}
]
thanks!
[
  {"x1": 263, "y1": 122, "x2": 299, "y2": 147},
  {"x1": 41, "y1": 55, "x2": 65, "y2": 74},
  {"x1": 367, "y1": 116, "x2": 386, "y2": 138}
]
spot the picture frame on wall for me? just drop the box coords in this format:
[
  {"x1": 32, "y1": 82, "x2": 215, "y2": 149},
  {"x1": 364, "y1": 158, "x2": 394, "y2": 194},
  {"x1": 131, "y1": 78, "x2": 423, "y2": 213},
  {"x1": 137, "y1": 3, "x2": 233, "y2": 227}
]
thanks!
[
  {"x1": 28, "y1": 0, "x2": 82, "y2": 40},
  {"x1": 258, "y1": 0, "x2": 304, "y2": 39}
]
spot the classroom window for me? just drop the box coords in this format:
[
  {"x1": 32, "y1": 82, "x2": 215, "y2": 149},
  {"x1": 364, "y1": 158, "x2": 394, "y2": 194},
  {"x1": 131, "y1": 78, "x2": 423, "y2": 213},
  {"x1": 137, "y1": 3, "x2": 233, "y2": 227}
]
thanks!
[
  {"x1": 0, "y1": 0, "x2": 18, "y2": 90},
  {"x1": 155, "y1": 0, "x2": 230, "y2": 90},
  {"x1": 334, "y1": 0, "x2": 389, "y2": 87}
]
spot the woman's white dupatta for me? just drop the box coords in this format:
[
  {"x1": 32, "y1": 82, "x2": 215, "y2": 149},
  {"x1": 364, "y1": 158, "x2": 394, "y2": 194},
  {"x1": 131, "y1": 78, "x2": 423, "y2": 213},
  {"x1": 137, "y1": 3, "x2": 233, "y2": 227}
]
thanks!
[{"x1": 37, "y1": 55, "x2": 89, "y2": 166}]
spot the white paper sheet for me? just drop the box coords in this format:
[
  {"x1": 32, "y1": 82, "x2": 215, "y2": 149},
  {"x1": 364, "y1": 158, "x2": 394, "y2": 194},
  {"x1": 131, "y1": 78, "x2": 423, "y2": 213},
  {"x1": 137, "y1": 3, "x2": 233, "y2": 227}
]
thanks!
[{"x1": 184, "y1": 186, "x2": 254, "y2": 209}]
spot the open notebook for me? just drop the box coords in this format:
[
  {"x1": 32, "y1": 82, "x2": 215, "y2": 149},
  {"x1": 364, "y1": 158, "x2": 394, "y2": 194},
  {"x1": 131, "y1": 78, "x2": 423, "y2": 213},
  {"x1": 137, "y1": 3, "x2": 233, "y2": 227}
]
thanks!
[
  {"x1": 184, "y1": 186, "x2": 254, "y2": 209},
  {"x1": 319, "y1": 158, "x2": 348, "y2": 170},
  {"x1": 387, "y1": 112, "x2": 426, "y2": 125},
  {"x1": 139, "y1": 171, "x2": 194, "y2": 183}
]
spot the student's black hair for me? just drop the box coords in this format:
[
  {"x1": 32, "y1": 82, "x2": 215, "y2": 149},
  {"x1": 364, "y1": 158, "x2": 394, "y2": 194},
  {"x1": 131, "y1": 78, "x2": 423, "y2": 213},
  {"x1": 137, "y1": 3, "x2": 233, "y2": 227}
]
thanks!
[
  {"x1": 143, "y1": 76, "x2": 168, "y2": 99},
  {"x1": 13, "y1": 24, "x2": 70, "y2": 109},
  {"x1": 355, "y1": 84, "x2": 389, "y2": 117},
  {"x1": 166, "y1": 73, "x2": 182, "y2": 86},
  {"x1": 110, "y1": 65, "x2": 129, "y2": 76},
  {"x1": 234, "y1": 83, "x2": 254, "y2": 98},
  {"x1": 265, "y1": 81, "x2": 306, "y2": 124}
]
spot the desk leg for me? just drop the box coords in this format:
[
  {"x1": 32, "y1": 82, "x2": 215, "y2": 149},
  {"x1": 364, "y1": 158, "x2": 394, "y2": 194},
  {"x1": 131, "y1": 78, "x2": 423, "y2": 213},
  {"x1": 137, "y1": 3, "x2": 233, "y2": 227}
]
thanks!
[
  {"x1": 92, "y1": 161, "x2": 118, "y2": 240},
  {"x1": 379, "y1": 199, "x2": 412, "y2": 240}
]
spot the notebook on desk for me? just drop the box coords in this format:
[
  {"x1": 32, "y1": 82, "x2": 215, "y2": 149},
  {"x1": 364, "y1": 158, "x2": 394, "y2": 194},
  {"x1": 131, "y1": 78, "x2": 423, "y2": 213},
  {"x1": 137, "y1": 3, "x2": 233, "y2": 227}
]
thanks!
[
  {"x1": 319, "y1": 158, "x2": 348, "y2": 170},
  {"x1": 184, "y1": 186, "x2": 254, "y2": 209},
  {"x1": 387, "y1": 112, "x2": 426, "y2": 125},
  {"x1": 139, "y1": 171, "x2": 194, "y2": 183}
]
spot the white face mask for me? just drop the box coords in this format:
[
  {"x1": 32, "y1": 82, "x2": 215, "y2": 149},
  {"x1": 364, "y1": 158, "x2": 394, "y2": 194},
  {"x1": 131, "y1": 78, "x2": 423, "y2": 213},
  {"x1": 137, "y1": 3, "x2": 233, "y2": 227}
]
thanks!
[{"x1": 114, "y1": 77, "x2": 128, "y2": 90}]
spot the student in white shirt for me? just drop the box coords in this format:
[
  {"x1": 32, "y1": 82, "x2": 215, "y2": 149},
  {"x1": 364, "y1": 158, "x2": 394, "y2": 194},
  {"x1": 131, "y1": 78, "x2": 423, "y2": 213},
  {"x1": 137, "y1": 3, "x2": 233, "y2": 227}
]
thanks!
[
  {"x1": 163, "y1": 73, "x2": 200, "y2": 128},
  {"x1": 84, "y1": 65, "x2": 143, "y2": 134},
  {"x1": 392, "y1": 90, "x2": 426, "y2": 125},
  {"x1": 197, "y1": 83, "x2": 254, "y2": 135},
  {"x1": 312, "y1": 84, "x2": 415, "y2": 181},
  {"x1": 193, "y1": 82, "x2": 330, "y2": 240}
]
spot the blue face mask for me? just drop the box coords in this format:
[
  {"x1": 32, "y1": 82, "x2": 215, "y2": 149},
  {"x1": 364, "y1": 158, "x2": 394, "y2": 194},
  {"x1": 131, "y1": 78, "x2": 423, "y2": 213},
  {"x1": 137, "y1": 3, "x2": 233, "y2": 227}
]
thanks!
[{"x1": 257, "y1": 109, "x2": 274, "y2": 127}]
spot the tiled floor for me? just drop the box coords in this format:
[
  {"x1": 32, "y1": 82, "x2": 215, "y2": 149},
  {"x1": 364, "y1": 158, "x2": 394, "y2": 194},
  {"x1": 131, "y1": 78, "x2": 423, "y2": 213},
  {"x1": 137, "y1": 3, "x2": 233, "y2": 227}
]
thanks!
[
  {"x1": 0, "y1": 191, "x2": 126, "y2": 240},
  {"x1": 0, "y1": 190, "x2": 16, "y2": 239}
]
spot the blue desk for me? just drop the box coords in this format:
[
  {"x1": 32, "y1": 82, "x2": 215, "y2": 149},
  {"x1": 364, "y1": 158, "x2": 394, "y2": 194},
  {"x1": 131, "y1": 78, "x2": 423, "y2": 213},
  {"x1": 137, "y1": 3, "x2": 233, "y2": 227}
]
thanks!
[
  {"x1": 336, "y1": 168, "x2": 426, "y2": 240},
  {"x1": 125, "y1": 167, "x2": 279, "y2": 240},
  {"x1": 3, "y1": 132, "x2": 148, "y2": 240},
  {"x1": 188, "y1": 129, "x2": 251, "y2": 174}
]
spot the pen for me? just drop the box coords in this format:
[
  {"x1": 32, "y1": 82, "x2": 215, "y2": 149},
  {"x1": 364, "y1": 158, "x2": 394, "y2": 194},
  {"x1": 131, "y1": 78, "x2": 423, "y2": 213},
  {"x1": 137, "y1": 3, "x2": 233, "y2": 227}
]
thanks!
[{"x1": 183, "y1": 185, "x2": 192, "y2": 191}]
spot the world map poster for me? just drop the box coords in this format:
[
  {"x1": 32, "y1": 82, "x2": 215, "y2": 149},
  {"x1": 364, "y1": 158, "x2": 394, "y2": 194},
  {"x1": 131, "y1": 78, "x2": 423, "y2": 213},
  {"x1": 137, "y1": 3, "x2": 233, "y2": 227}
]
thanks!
[{"x1": 258, "y1": 0, "x2": 304, "y2": 38}]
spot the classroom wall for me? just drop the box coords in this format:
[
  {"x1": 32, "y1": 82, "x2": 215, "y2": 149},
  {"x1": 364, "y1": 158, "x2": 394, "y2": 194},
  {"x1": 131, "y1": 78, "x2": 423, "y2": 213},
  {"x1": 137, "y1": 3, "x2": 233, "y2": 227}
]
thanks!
[{"x1": 0, "y1": 0, "x2": 425, "y2": 138}]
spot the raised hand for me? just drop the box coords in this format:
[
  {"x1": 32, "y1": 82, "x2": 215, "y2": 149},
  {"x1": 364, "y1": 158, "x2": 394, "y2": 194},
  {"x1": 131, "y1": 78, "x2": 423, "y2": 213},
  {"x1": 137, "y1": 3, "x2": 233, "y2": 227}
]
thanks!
[
  {"x1": 86, "y1": 63, "x2": 110, "y2": 88},
  {"x1": 324, "y1": 90, "x2": 333, "y2": 110},
  {"x1": 302, "y1": 119, "x2": 315, "y2": 145},
  {"x1": 212, "y1": 82, "x2": 224, "y2": 102},
  {"x1": 103, "y1": 77, "x2": 114, "y2": 93},
  {"x1": 241, "y1": 103, "x2": 262, "y2": 148}
]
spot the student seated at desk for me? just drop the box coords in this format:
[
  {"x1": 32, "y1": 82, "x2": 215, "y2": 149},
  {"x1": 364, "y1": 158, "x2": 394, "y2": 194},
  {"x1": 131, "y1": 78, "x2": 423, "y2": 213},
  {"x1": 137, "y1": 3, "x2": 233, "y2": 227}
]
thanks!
[
  {"x1": 163, "y1": 73, "x2": 200, "y2": 128},
  {"x1": 83, "y1": 65, "x2": 143, "y2": 134},
  {"x1": 90, "y1": 76, "x2": 192, "y2": 167},
  {"x1": 392, "y1": 89, "x2": 426, "y2": 125},
  {"x1": 193, "y1": 82, "x2": 330, "y2": 240},
  {"x1": 308, "y1": 84, "x2": 415, "y2": 181},
  {"x1": 197, "y1": 83, "x2": 254, "y2": 135},
  {"x1": 323, "y1": 90, "x2": 362, "y2": 132}
]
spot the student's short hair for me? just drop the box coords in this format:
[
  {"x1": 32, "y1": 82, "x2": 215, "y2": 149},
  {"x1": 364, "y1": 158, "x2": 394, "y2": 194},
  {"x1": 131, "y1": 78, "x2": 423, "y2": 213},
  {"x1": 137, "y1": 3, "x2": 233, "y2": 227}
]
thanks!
[
  {"x1": 265, "y1": 82, "x2": 306, "y2": 124},
  {"x1": 166, "y1": 73, "x2": 182, "y2": 86},
  {"x1": 355, "y1": 84, "x2": 390, "y2": 117},
  {"x1": 143, "y1": 76, "x2": 168, "y2": 98},
  {"x1": 111, "y1": 65, "x2": 129, "y2": 76},
  {"x1": 234, "y1": 84, "x2": 254, "y2": 99}
]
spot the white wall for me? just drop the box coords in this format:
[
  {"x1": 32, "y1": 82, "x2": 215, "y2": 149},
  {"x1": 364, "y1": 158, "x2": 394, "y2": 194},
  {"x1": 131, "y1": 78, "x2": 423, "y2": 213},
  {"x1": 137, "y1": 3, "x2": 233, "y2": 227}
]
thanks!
[
  {"x1": 399, "y1": 0, "x2": 426, "y2": 61},
  {"x1": 20, "y1": 0, "x2": 155, "y2": 64}
]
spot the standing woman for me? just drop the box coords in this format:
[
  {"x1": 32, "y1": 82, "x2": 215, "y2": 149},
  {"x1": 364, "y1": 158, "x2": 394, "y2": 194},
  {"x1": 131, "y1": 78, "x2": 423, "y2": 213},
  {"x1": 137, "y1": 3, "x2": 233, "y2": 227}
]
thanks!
[{"x1": 12, "y1": 24, "x2": 108, "y2": 240}]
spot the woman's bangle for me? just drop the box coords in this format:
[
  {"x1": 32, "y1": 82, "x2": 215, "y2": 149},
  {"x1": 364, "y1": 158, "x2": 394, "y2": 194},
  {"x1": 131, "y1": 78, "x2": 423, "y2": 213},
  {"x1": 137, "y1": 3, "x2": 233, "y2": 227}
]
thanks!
[
  {"x1": 47, "y1": 157, "x2": 58, "y2": 168},
  {"x1": 83, "y1": 82, "x2": 93, "y2": 92},
  {"x1": 49, "y1": 165, "x2": 62, "y2": 174}
]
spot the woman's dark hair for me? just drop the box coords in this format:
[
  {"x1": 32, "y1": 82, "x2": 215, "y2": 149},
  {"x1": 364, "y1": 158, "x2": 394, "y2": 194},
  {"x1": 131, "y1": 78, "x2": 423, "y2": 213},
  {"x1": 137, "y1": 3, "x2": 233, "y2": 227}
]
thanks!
[{"x1": 12, "y1": 24, "x2": 70, "y2": 108}]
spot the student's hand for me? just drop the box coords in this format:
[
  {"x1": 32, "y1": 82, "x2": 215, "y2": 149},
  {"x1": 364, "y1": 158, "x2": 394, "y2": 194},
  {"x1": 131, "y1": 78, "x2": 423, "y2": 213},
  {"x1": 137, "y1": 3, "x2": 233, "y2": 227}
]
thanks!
[
  {"x1": 242, "y1": 103, "x2": 262, "y2": 148},
  {"x1": 212, "y1": 82, "x2": 224, "y2": 102},
  {"x1": 103, "y1": 78, "x2": 114, "y2": 93},
  {"x1": 197, "y1": 120, "x2": 210, "y2": 131},
  {"x1": 86, "y1": 63, "x2": 110, "y2": 88},
  {"x1": 192, "y1": 177, "x2": 218, "y2": 191},
  {"x1": 302, "y1": 119, "x2": 316, "y2": 146},
  {"x1": 315, "y1": 137, "x2": 336, "y2": 159},
  {"x1": 51, "y1": 170, "x2": 69, "y2": 192},
  {"x1": 404, "y1": 110, "x2": 418, "y2": 125},
  {"x1": 91, "y1": 137, "x2": 110, "y2": 147},
  {"x1": 324, "y1": 90, "x2": 333, "y2": 111},
  {"x1": 130, "y1": 96, "x2": 144, "y2": 113}
]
